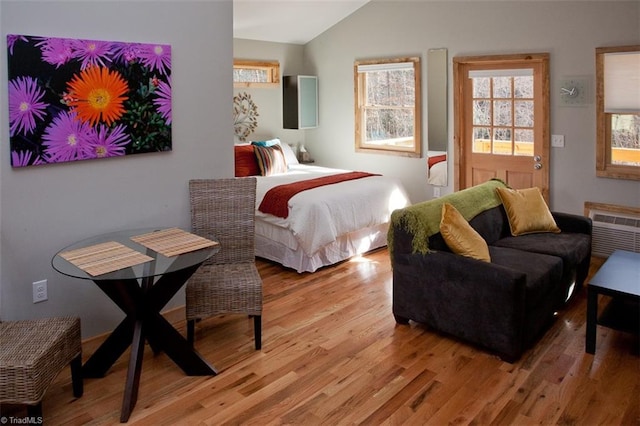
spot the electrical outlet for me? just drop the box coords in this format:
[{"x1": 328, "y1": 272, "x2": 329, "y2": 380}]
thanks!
[
  {"x1": 33, "y1": 279, "x2": 48, "y2": 303},
  {"x1": 551, "y1": 134, "x2": 565, "y2": 148},
  {"x1": 433, "y1": 187, "x2": 441, "y2": 198}
]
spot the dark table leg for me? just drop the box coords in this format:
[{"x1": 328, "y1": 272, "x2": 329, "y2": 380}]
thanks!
[
  {"x1": 146, "y1": 311, "x2": 217, "y2": 375},
  {"x1": 120, "y1": 319, "x2": 145, "y2": 422},
  {"x1": 84, "y1": 264, "x2": 216, "y2": 423},
  {"x1": 83, "y1": 279, "x2": 142, "y2": 377},
  {"x1": 586, "y1": 286, "x2": 598, "y2": 354},
  {"x1": 83, "y1": 316, "x2": 135, "y2": 378}
]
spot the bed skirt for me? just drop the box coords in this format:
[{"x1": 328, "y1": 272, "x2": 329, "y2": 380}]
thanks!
[{"x1": 254, "y1": 222, "x2": 390, "y2": 273}]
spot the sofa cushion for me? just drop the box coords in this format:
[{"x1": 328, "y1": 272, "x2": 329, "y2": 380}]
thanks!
[
  {"x1": 493, "y1": 232, "x2": 591, "y2": 275},
  {"x1": 440, "y1": 203, "x2": 491, "y2": 262},
  {"x1": 489, "y1": 246, "x2": 564, "y2": 350},
  {"x1": 496, "y1": 187, "x2": 561, "y2": 236},
  {"x1": 489, "y1": 246, "x2": 563, "y2": 309},
  {"x1": 467, "y1": 205, "x2": 510, "y2": 245}
]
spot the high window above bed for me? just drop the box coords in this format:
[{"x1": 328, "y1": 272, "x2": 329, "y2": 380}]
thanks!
[
  {"x1": 354, "y1": 57, "x2": 422, "y2": 157},
  {"x1": 233, "y1": 59, "x2": 280, "y2": 88}
]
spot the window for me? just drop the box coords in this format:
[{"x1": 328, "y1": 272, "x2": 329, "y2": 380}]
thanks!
[
  {"x1": 596, "y1": 45, "x2": 640, "y2": 180},
  {"x1": 468, "y1": 69, "x2": 535, "y2": 157},
  {"x1": 233, "y1": 60, "x2": 280, "y2": 88},
  {"x1": 354, "y1": 57, "x2": 421, "y2": 157}
]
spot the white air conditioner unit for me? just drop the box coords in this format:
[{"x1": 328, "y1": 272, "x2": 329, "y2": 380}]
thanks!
[{"x1": 589, "y1": 209, "x2": 640, "y2": 257}]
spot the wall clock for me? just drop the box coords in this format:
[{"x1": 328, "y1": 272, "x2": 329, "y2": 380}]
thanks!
[{"x1": 558, "y1": 76, "x2": 591, "y2": 107}]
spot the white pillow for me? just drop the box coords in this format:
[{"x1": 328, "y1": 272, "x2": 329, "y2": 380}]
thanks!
[{"x1": 280, "y1": 142, "x2": 299, "y2": 165}]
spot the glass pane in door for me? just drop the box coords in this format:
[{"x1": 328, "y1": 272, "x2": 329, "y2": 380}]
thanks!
[{"x1": 471, "y1": 74, "x2": 534, "y2": 157}]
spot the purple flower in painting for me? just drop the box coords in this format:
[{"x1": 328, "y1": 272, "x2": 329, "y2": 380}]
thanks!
[
  {"x1": 35, "y1": 37, "x2": 73, "y2": 68},
  {"x1": 70, "y1": 39, "x2": 114, "y2": 70},
  {"x1": 11, "y1": 150, "x2": 37, "y2": 167},
  {"x1": 87, "y1": 124, "x2": 131, "y2": 158},
  {"x1": 8, "y1": 76, "x2": 48, "y2": 137},
  {"x1": 138, "y1": 44, "x2": 171, "y2": 76},
  {"x1": 42, "y1": 111, "x2": 94, "y2": 163},
  {"x1": 7, "y1": 35, "x2": 28, "y2": 55},
  {"x1": 111, "y1": 42, "x2": 141, "y2": 65},
  {"x1": 153, "y1": 77, "x2": 172, "y2": 125}
]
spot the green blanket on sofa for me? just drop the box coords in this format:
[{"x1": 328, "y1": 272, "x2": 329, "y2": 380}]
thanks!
[{"x1": 388, "y1": 179, "x2": 507, "y2": 255}]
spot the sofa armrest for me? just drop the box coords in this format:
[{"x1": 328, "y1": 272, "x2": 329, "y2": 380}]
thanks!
[
  {"x1": 392, "y1": 251, "x2": 527, "y2": 359},
  {"x1": 390, "y1": 222, "x2": 421, "y2": 258},
  {"x1": 552, "y1": 211, "x2": 592, "y2": 235}
]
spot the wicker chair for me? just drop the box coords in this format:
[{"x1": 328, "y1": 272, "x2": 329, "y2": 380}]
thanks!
[
  {"x1": 186, "y1": 178, "x2": 263, "y2": 350},
  {"x1": 0, "y1": 317, "x2": 83, "y2": 417}
]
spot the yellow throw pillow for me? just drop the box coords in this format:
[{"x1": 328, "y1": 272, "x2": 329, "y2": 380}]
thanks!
[
  {"x1": 440, "y1": 203, "x2": 491, "y2": 262},
  {"x1": 496, "y1": 187, "x2": 561, "y2": 236}
]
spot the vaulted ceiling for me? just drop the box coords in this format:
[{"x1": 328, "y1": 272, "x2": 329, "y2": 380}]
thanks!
[{"x1": 233, "y1": 0, "x2": 370, "y2": 45}]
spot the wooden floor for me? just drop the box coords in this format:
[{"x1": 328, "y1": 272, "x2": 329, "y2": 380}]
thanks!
[{"x1": 3, "y1": 250, "x2": 639, "y2": 425}]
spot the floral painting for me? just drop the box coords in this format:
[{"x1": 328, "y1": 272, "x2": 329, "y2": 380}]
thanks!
[{"x1": 7, "y1": 34, "x2": 172, "y2": 167}]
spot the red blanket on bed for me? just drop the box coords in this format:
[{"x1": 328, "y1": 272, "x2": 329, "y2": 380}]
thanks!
[
  {"x1": 259, "y1": 171, "x2": 379, "y2": 219},
  {"x1": 428, "y1": 154, "x2": 446, "y2": 169}
]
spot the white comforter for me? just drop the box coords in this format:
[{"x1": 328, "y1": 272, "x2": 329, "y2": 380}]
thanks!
[{"x1": 255, "y1": 164, "x2": 410, "y2": 255}]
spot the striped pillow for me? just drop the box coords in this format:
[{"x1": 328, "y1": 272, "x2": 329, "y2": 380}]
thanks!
[{"x1": 254, "y1": 144, "x2": 287, "y2": 176}]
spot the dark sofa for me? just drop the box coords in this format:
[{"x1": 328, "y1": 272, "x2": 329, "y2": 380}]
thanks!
[{"x1": 389, "y1": 180, "x2": 592, "y2": 362}]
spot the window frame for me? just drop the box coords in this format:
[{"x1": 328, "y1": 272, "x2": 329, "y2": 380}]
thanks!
[
  {"x1": 354, "y1": 57, "x2": 422, "y2": 157},
  {"x1": 595, "y1": 45, "x2": 640, "y2": 181},
  {"x1": 233, "y1": 59, "x2": 280, "y2": 88}
]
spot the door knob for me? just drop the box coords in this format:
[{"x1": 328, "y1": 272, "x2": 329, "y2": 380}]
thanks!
[
  {"x1": 534, "y1": 163, "x2": 542, "y2": 170},
  {"x1": 534, "y1": 155, "x2": 542, "y2": 162}
]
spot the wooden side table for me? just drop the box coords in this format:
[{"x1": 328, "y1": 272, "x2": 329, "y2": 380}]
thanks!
[{"x1": 586, "y1": 250, "x2": 640, "y2": 354}]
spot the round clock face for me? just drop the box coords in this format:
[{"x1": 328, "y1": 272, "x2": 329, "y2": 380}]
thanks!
[
  {"x1": 561, "y1": 85, "x2": 578, "y2": 97},
  {"x1": 559, "y1": 77, "x2": 590, "y2": 106}
]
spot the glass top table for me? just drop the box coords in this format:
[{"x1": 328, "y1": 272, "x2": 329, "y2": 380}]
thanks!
[
  {"x1": 52, "y1": 227, "x2": 219, "y2": 423},
  {"x1": 52, "y1": 227, "x2": 218, "y2": 281}
]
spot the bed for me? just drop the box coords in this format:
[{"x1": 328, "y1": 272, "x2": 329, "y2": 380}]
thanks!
[
  {"x1": 427, "y1": 151, "x2": 447, "y2": 186},
  {"x1": 235, "y1": 140, "x2": 410, "y2": 273}
]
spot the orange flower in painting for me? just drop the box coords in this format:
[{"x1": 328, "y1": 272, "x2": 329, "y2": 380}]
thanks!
[{"x1": 67, "y1": 66, "x2": 129, "y2": 126}]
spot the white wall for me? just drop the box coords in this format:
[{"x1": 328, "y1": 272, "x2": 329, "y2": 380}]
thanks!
[
  {"x1": 304, "y1": 0, "x2": 640, "y2": 213},
  {"x1": 0, "y1": 0, "x2": 233, "y2": 337},
  {"x1": 233, "y1": 39, "x2": 308, "y2": 148}
]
